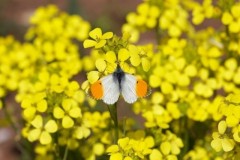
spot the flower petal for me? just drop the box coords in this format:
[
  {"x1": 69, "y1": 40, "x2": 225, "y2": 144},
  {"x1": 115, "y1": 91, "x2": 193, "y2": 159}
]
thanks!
[
  {"x1": 83, "y1": 39, "x2": 97, "y2": 48},
  {"x1": 89, "y1": 28, "x2": 102, "y2": 40},
  {"x1": 31, "y1": 115, "x2": 43, "y2": 128},
  {"x1": 40, "y1": 131, "x2": 52, "y2": 145},
  {"x1": 44, "y1": 120, "x2": 58, "y2": 133},
  {"x1": 53, "y1": 106, "x2": 65, "y2": 119},
  {"x1": 141, "y1": 57, "x2": 150, "y2": 72},
  {"x1": 118, "y1": 48, "x2": 130, "y2": 62},
  {"x1": 102, "y1": 32, "x2": 113, "y2": 39},
  {"x1": 62, "y1": 116, "x2": 74, "y2": 128},
  {"x1": 95, "y1": 40, "x2": 106, "y2": 48},
  {"x1": 69, "y1": 107, "x2": 82, "y2": 118},
  {"x1": 96, "y1": 59, "x2": 107, "y2": 72},
  {"x1": 87, "y1": 71, "x2": 100, "y2": 84},
  {"x1": 28, "y1": 129, "x2": 41, "y2": 142},
  {"x1": 105, "y1": 51, "x2": 117, "y2": 63},
  {"x1": 222, "y1": 138, "x2": 235, "y2": 152}
]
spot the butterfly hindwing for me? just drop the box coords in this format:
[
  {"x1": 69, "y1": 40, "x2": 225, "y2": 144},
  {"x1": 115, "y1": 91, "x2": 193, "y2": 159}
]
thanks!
[
  {"x1": 120, "y1": 74, "x2": 138, "y2": 103},
  {"x1": 101, "y1": 74, "x2": 120, "y2": 105}
]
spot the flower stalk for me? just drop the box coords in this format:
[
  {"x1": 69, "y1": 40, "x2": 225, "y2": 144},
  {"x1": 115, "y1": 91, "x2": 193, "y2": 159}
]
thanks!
[{"x1": 108, "y1": 103, "x2": 119, "y2": 144}]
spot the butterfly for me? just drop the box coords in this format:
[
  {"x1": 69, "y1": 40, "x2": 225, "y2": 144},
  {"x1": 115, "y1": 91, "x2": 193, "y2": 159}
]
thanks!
[{"x1": 89, "y1": 66, "x2": 151, "y2": 105}]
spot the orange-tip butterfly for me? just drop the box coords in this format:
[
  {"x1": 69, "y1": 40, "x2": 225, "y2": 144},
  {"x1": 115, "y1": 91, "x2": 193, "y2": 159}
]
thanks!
[{"x1": 89, "y1": 66, "x2": 151, "y2": 105}]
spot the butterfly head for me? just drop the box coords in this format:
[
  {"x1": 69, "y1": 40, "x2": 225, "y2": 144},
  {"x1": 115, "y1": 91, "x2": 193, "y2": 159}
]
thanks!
[{"x1": 113, "y1": 65, "x2": 125, "y2": 86}]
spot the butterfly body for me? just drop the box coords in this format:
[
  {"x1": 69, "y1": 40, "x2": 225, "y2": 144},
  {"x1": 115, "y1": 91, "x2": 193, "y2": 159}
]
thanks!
[{"x1": 90, "y1": 66, "x2": 150, "y2": 105}]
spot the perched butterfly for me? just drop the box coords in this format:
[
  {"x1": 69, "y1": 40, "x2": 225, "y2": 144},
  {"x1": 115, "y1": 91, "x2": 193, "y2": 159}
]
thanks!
[{"x1": 89, "y1": 66, "x2": 151, "y2": 105}]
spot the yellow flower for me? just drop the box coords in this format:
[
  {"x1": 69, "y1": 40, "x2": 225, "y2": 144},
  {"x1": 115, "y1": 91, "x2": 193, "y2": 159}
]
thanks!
[
  {"x1": 28, "y1": 115, "x2": 58, "y2": 144},
  {"x1": 192, "y1": 0, "x2": 214, "y2": 25},
  {"x1": 83, "y1": 28, "x2": 113, "y2": 48},
  {"x1": 211, "y1": 132, "x2": 235, "y2": 152},
  {"x1": 53, "y1": 98, "x2": 81, "y2": 128}
]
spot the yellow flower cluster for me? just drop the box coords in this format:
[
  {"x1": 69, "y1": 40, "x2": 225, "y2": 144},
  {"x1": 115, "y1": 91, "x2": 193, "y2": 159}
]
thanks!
[
  {"x1": 122, "y1": 0, "x2": 240, "y2": 159},
  {"x1": 122, "y1": 1, "x2": 191, "y2": 42},
  {"x1": 0, "y1": 5, "x2": 93, "y2": 159},
  {"x1": 150, "y1": 131, "x2": 183, "y2": 160},
  {"x1": 0, "y1": 36, "x2": 29, "y2": 98},
  {"x1": 184, "y1": 146, "x2": 223, "y2": 160},
  {"x1": 26, "y1": 5, "x2": 90, "y2": 41},
  {"x1": 107, "y1": 130, "x2": 154, "y2": 160},
  {"x1": 122, "y1": 2, "x2": 160, "y2": 42},
  {"x1": 79, "y1": 111, "x2": 112, "y2": 159},
  {"x1": 192, "y1": 0, "x2": 215, "y2": 25},
  {"x1": 221, "y1": 2, "x2": 240, "y2": 55},
  {"x1": 1, "y1": 0, "x2": 240, "y2": 159},
  {"x1": 83, "y1": 28, "x2": 151, "y2": 88},
  {"x1": 211, "y1": 94, "x2": 240, "y2": 157}
]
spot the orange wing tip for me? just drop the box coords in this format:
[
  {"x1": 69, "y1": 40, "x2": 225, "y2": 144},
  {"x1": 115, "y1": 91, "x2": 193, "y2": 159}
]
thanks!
[
  {"x1": 89, "y1": 80, "x2": 104, "y2": 100},
  {"x1": 136, "y1": 79, "x2": 150, "y2": 98}
]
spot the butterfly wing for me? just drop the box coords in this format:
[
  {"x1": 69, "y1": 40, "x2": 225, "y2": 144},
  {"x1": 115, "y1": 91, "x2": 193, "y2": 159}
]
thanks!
[
  {"x1": 100, "y1": 74, "x2": 120, "y2": 105},
  {"x1": 121, "y1": 74, "x2": 150, "y2": 103},
  {"x1": 120, "y1": 74, "x2": 138, "y2": 103}
]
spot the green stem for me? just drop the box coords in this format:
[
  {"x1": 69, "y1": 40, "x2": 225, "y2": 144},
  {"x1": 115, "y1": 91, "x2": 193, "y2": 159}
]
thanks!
[
  {"x1": 179, "y1": 117, "x2": 189, "y2": 159},
  {"x1": 107, "y1": 103, "x2": 119, "y2": 144},
  {"x1": 63, "y1": 145, "x2": 69, "y2": 160}
]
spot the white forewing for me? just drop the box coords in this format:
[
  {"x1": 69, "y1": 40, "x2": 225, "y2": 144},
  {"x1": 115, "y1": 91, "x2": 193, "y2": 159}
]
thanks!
[
  {"x1": 121, "y1": 74, "x2": 138, "y2": 103},
  {"x1": 101, "y1": 74, "x2": 120, "y2": 105}
]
